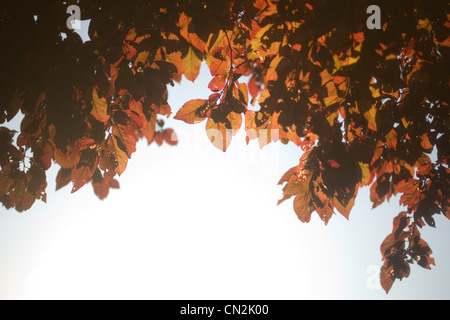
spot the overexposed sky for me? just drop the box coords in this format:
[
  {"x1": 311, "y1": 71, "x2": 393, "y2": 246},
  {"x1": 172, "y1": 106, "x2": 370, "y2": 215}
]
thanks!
[{"x1": 0, "y1": 23, "x2": 449, "y2": 300}]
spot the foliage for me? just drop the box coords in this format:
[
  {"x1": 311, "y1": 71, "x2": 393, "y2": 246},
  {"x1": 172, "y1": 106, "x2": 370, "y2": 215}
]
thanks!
[{"x1": 0, "y1": 0, "x2": 449, "y2": 293}]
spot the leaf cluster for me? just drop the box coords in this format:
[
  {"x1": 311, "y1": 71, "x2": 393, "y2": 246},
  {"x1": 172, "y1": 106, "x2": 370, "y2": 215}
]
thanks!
[{"x1": 1, "y1": 0, "x2": 449, "y2": 293}]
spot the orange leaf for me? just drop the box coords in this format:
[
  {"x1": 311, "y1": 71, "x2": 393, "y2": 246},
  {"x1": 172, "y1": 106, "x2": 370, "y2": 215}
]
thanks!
[
  {"x1": 178, "y1": 12, "x2": 207, "y2": 53},
  {"x1": 209, "y1": 58, "x2": 229, "y2": 76},
  {"x1": 385, "y1": 129, "x2": 398, "y2": 149},
  {"x1": 420, "y1": 133, "x2": 433, "y2": 150},
  {"x1": 206, "y1": 119, "x2": 232, "y2": 152},
  {"x1": 174, "y1": 99, "x2": 208, "y2": 124}
]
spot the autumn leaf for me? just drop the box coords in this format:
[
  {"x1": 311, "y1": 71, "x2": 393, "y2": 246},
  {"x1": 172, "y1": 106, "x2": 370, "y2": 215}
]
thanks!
[
  {"x1": 208, "y1": 57, "x2": 229, "y2": 77},
  {"x1": 420, "y1": 133, "x2": 433, "y2": 150},
  {"x1": 112, "y1": 124, "x2": 136, "y2": 158},
  {"x1": 385, "y1": 129, "x2": 398, "y2": 150},
  {"x1": 91, "y1": 88, "x2": 110, "y2": 123},
  {"x1": 178, "y1": 12, "x2": 207, "y2": 53},
  {"x1": 71, "y1": 164, "x2": 96, "y2": 194},
  {"x1": 334, "y1": 196, "x2": 355, "y2": 220},
  {"x1": 208, "y1": 75, "x2": 227, "y2": 92},
  {"x1": 248, "y1": 76, "x2": 260, "y2": 98},
  {"x1": 174, "y1": 99, "x2": 208, "y2": 124},
  {"x1": 162, "y1": 129, "x2": 178, "y2": 146},
  {"x1": 380, "y1": 262, "x2": 395, "y2": 294},
  {"x1": 206, "y1": 118, "x2": 233, "y2": 152},
  {"x1": 2, "y1": 0, "x2": 449, "y2": 295},
  {"x1": 357, "y1": 163, "x2": 370, "y2": 186},
  {"x1": 278, "y1": 166, "x2": 297, "y2": 185},
  {"x1": 364, "y1": 105, "x2": 378, "y2": 132},
  {"x1": 56, "y1": 168, "x2": 72, "y2": 191},
  {"x1": 294, "y1": 193, "x2": 313, "y2": 223},
  {"x1": 182, "y1": 46, "x2": 202, "y2": 82},
  {"x1": 141, "y1": 112, "x2": 157, "y2": 144},
  {"x1": 165, "y1": 51, "x2": 183, "y2": 75},
  {"x1": 107, "y1": 135, "x2": 128, "y2": 176}
]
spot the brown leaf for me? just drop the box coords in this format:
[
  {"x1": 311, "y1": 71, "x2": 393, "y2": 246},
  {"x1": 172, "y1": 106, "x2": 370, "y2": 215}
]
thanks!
[
  {"x1": 278, "y1": 166, "x2": 297, "y2": 185},
  {"x1": 71, "y1": 164, "x2": 96, "y2": 194},
  {"x1": 380, "y1": 262, "x2": 395, "y2": 294},
  {"x1": 56, "y1": 168, "x2": 72, "y2": 191},
  {"x1": 293, "y1": 193, "x2": 313, "y2": 223}
]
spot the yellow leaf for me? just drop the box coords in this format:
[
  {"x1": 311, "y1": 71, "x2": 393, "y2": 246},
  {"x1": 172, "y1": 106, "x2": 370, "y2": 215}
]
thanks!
[
  {"x1": 418, "y1": 18, "x2": 432, "y2": 32},
  {"x1": 364, "y1": 105, "x2": 378, "y2": 131},
  {"x1": 359, "y1": 162, "x2": 371, "y2": 186},
  {"x1": 206, "y1": 30, "x2": 228, "y2": 55},
  {"x1": 135, "y1": 50, "x2": 150, "y2": 67},
  {"x1": 91, "y1": 88, "x2": 110, "y2": 123},
  {"x1": 182, "y1": 47, "x2": 201, "y2": 82},
  {"x1": 267, "y1": 56, "x2": 282, "y2": 81},
  {"x1": 112, "y1": 124, "x2": 136, "y2": 157},
  {"x1": 227, "y1": 112, "x2": 242, "y2": 134},
  {"x1": 108, "y1": 135, "x2": 128, "y2": 176}
]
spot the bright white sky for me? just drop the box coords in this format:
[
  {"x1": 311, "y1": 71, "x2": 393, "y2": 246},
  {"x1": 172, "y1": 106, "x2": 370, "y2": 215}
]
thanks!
[{"x1": 0, "y1": 23, "x2": 449, "y2": 300}]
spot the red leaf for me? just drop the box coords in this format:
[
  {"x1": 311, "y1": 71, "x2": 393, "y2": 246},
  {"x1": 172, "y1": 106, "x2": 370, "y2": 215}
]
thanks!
[
  {"x1": 154, "y1": 132, "x2": 164, "y2": 146},
  {"x1": 248, "y1": 76, "x2": 260, "y2": 98},
  {"x1": 208, "y1": 75, "x2": 227, "y2": 92},
  {"x1": 327, "y1": 159, "x2": 340, "y2": 168},
  {"x1": 163, "y1": 129, "x2": 178, "y2": 146}
]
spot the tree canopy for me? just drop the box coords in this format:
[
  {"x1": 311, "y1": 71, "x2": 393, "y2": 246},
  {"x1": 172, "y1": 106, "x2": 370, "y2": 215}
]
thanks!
[{"x1": 0, "y1": 0, "x2": 449, "y2": 294}]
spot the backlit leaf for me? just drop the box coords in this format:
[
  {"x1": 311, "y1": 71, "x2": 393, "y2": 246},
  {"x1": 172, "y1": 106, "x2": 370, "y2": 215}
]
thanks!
[
  {"x1": 91, "y1": 88, "x2": 110, "y2": 123},
  {"x1": 182, "y1": 47, "x2": 202, "y2": 82},
  {"x1": 175, "y1": 99, "x2": 208, "y2": 124}
]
